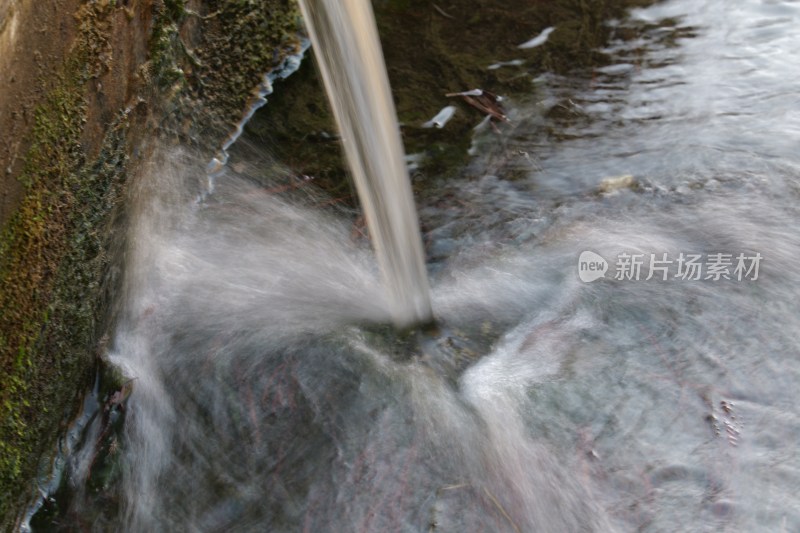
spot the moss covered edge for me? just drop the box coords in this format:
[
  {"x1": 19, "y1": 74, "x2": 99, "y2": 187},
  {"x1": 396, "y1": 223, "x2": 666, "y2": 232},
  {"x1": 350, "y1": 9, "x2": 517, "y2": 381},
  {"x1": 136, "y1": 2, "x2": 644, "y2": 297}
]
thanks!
[{"x1": 0, "y1": 0, "x2": 303, "y2": 528}]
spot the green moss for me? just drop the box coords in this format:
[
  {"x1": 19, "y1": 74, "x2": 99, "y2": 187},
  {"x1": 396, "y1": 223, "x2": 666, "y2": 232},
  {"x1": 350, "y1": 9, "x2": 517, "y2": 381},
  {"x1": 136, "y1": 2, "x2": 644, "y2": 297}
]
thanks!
[
  {"x1": 148, "y1": 0, "x2": 304, "y2": 148},
  {"x1": 0, "y1": 1, "x2": 131, "y2": 525}
]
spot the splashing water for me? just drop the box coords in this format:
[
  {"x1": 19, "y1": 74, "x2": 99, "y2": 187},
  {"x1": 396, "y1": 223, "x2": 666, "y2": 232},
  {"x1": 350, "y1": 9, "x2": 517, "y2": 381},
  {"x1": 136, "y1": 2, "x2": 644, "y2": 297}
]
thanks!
[{"x1": 99, "y1": 155, "x2": 617, "y2": 531}]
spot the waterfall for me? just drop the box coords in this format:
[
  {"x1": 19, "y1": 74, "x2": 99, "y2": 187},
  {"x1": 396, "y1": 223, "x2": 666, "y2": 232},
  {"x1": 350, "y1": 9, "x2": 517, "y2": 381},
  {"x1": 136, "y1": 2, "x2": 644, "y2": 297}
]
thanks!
[{"x1": 297, "y1": 0, "x2": 433, "y2": 328}]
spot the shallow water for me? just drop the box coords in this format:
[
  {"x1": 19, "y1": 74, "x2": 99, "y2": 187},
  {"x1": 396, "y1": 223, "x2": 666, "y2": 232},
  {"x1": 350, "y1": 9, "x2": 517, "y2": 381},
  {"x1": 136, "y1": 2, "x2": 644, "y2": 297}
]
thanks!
[{"x1": 30, "y1": 0, "x2": 800, "y2": 531}]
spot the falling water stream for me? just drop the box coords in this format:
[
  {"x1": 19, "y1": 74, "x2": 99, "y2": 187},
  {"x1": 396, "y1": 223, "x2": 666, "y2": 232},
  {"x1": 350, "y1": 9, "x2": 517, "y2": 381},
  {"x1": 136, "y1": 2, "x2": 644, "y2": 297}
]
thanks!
[
  {"x1": 297, "y1": 0, "x2": 432, "y2": 327},
  {"x1": 27, "y1": 0, "x2": 800, "y2": 531}
]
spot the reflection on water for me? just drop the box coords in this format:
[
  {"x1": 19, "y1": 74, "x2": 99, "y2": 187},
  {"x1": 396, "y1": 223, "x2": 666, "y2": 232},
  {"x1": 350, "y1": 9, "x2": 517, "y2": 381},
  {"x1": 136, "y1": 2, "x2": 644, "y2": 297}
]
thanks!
[{"x1": 31, "y1": 0, "x2": 800, "y2": 531}]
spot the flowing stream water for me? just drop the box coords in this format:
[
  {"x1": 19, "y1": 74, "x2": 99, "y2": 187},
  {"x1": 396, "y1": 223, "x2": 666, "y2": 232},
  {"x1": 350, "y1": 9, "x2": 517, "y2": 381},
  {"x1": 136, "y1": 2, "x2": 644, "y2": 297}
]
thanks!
[{"x1": 28, "y1": 0, "x2": 800, "y2": 531}]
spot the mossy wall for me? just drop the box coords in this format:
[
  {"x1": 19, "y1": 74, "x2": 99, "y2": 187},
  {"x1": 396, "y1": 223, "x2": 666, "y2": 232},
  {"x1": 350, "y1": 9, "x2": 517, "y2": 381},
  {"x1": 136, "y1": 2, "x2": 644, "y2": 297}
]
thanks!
[{"x1": 0, "y1": 0, "x2": 302, "y2": 528}]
